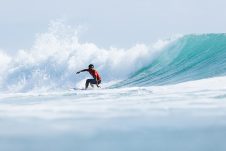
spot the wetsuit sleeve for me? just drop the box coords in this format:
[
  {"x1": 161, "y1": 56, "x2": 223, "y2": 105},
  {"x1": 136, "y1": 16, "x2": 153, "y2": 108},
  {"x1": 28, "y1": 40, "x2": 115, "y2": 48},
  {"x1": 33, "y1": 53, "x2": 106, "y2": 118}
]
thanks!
[{"x1": 80, "y1": 69, "x2": 89, "y2": 72}]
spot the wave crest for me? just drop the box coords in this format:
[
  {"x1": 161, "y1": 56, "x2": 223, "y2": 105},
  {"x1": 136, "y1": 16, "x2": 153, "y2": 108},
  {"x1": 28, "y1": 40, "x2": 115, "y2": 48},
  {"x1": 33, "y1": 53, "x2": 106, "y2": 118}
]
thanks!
[{"x1": 114, "y1": 34, "x2": 226, "y2": 87}]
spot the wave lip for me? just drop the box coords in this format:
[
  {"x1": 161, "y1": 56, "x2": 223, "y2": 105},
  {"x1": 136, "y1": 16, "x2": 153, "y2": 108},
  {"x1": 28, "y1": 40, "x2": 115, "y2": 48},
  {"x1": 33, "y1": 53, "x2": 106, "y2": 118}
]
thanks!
[{"x1": 114, "y1": 34, "x2": 226, "y2": 87}]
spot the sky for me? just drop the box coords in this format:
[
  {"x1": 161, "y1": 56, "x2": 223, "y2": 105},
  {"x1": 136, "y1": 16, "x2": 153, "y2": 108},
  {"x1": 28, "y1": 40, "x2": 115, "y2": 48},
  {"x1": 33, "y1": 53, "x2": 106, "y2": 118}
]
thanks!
[{"x1": 0, "y1": 0, "x2": 226, "y2": 51}]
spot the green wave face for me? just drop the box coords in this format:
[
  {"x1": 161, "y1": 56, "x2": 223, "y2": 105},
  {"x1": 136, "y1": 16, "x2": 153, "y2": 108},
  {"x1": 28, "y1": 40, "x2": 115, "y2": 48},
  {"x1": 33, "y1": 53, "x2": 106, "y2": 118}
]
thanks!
[{"x1": 114, "y1": 34, "x2": 226, "y2": 87}]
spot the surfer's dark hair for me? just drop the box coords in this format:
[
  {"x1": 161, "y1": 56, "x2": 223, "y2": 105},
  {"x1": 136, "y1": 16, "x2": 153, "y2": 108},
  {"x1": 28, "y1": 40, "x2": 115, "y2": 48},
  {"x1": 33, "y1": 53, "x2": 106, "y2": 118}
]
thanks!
[{"x1": 88, "y1": 64, "x2": 94, "y2": 68}]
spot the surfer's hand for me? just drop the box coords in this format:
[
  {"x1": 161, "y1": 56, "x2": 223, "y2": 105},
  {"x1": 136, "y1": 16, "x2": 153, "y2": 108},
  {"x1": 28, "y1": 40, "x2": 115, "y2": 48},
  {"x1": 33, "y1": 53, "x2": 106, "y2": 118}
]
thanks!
[{"x1": 76, "y1": 72, "x2": 80, "y2": 74}]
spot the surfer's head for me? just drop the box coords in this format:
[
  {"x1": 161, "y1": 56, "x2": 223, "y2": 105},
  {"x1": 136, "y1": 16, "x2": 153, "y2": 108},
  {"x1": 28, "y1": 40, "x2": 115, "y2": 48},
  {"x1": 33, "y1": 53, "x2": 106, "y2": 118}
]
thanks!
[{"x1": 88, "y1": 64, "x2": 94, "y2": 69}]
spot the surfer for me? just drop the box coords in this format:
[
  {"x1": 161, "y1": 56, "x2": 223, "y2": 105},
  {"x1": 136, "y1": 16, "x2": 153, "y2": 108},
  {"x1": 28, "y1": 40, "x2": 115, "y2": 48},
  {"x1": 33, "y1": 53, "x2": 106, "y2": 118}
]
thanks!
[{"x1": 76, "y1": 64, "x2": 102, "y2": 89}]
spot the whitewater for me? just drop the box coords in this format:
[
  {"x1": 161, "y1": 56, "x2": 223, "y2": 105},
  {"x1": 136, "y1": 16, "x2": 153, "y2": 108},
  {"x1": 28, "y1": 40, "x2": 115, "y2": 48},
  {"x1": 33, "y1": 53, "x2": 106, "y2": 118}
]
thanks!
[{"x1": 0, "y1": 22, "x2": 226, "y2": 151}]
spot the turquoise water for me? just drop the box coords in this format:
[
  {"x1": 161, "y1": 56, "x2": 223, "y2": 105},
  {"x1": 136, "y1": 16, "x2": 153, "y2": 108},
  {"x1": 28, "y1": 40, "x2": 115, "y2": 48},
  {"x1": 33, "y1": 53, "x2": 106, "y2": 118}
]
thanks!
[{"x1": 114, "y1": 34, "x2": 226, "y2": 87}]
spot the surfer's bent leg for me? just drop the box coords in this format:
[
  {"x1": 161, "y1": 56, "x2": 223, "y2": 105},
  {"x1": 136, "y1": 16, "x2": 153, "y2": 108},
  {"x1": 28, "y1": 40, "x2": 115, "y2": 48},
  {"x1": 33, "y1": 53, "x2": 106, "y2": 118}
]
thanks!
[
  {"x1": 86, "y1": 79, "x2": 93, "y2": 89},
  {"x1": 86, "y1": 79, "x2": 100, "y2": 89}
]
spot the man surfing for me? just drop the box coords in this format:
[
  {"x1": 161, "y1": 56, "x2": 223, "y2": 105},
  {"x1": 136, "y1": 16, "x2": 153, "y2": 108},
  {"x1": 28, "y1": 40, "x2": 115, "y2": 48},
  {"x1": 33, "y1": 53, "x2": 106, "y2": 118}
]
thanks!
[{"x1": 76, "y1": 64, "x2": 102, "y2": 89}]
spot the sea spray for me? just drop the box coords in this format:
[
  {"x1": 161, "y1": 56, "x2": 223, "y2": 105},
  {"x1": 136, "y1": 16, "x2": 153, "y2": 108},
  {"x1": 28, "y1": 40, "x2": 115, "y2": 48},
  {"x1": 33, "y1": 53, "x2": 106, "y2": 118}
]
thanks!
[{"x1": 0, "y1": 21, "x2": 172, "y2": 92}]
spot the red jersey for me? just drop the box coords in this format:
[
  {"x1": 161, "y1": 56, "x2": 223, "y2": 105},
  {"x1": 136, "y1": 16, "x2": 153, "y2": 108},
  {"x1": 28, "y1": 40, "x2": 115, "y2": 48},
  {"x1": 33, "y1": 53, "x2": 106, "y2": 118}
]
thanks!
[{"x1": 86, "y1": 69, "x2": 101, "y2": 81}]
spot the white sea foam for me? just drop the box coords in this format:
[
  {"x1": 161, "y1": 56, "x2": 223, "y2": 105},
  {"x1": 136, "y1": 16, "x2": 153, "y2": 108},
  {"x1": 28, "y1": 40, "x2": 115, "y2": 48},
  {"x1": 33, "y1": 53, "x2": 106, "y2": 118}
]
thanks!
[
  {"x1": 0, "y1": 50, "x2": 11, "y2": 73},
  {"x1": 0, "y1": 21, "x2": 179, "y2": 93}
]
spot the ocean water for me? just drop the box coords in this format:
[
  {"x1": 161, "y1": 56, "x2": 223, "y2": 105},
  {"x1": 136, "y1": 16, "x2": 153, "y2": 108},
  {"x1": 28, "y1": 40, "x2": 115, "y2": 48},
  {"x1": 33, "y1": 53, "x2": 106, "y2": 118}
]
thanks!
[{"x1": 0, "y1": 23, "x2": 226, "y2": 151}]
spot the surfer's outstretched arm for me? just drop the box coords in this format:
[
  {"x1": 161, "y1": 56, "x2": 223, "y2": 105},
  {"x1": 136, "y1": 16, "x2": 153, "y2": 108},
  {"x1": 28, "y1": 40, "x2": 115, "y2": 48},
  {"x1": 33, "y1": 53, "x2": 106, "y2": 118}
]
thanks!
[{"x1": 76, "y1": 69, "x2": 88, "y2": 74}]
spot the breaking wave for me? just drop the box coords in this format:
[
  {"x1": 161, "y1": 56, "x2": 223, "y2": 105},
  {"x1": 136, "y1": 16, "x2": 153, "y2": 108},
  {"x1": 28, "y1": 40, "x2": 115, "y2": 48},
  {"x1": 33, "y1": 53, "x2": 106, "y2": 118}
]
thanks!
[{"x1": 1, "y1": 21, "x2": 225, "y2": 92}]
